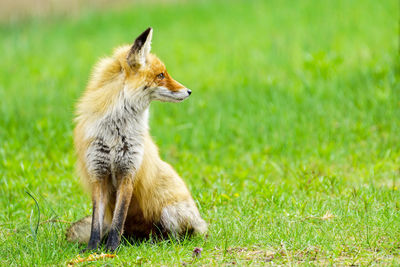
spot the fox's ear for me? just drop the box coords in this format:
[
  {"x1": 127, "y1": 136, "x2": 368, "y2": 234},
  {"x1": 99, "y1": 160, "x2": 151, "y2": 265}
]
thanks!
[{"x1": 127, "y1": 27, "x2": 153, "y2": 69}]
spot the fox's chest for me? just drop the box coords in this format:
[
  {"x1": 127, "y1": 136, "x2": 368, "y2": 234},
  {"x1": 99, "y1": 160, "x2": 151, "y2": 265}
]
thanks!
[{"x1": 85, "y1": 112, "x2": 146, "y2": 181}]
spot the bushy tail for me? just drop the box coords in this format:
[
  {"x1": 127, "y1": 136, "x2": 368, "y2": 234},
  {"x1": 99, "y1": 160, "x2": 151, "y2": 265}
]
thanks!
[
  {"x1": 192, "y1": 217, "x2": 208, "y2": 236},
  {"x1": 159, "y1": 200, "x2": 208, "y2": 237},
  {"x1": 66, "y1": 216, "x2": 92, "y2": 244}
]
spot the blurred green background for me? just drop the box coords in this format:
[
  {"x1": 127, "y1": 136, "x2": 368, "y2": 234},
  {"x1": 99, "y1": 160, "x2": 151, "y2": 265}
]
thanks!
[{"x1": 0, "y1": 0, "x2": 399, "y2": 265}]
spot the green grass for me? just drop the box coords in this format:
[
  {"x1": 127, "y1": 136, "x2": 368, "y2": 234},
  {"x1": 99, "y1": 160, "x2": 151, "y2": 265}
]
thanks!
[{"x1": 0, "y1": 0, "x2": 399, "y2": 265}]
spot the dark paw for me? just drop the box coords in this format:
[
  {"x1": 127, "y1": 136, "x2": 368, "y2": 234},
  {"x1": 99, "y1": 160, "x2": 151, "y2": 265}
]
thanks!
[
  {"x1": 80, "y1": 239, "x2": 101, "y2": 253},
  {"x1": 105, "y1": 229, "x2": 121, "y2": 252},
  {"x1": 105, "y1": 242, "x2": 119, "y2": 252},
  {"x1": 105, "y1": 236, "x2": 120, "y2": 252},
  {"x1": 80, "y1": 246, "x2": 98, "y2": 254}
]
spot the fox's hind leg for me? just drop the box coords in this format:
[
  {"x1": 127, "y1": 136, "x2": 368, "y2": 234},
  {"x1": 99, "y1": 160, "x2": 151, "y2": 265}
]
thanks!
[
  {"x1": 160, "y1": 201, "x2": 207, "y2": 238},
  {"x1": 66, "y1": 215, "x2": 110, "y2": 244}
]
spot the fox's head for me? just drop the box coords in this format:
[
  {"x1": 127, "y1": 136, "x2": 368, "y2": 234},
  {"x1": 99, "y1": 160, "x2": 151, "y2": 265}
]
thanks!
[{"x1": 118, "y1": 27, "x2": 191, "y2": 104}]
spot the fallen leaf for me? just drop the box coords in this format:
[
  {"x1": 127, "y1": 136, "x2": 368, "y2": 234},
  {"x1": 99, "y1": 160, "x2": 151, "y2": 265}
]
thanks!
[
  {"x1": 321, "y1": 211, "x2": 335, "y2": 220},
  {"x1": 67, "y1": 253, "x2": 116, "y2": 266}
]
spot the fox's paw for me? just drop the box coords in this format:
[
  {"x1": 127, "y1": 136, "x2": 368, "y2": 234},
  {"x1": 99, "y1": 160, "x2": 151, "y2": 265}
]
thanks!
[
  {"x1": 105, "y1": 241, "x2": 119, "y2": 252},
  {"x1": 104, "y1": 229, "x2": 121, "y2": 252},
  {"x1": 80, "y1": 245, "x2": 99, "y2": 254},
  {"x1": 105, "y1": 244, "x2": 119, "y2": 252}
]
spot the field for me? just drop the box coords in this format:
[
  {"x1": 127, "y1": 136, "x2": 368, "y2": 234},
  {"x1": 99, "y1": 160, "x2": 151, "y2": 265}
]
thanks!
[{"x1": 0, "y1": 0, "x2": 399, "y2": 265}]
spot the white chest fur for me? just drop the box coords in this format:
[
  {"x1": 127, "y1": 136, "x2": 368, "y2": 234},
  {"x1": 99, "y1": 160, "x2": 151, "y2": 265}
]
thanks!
[{"x1": 84, "y1": 92, "x2": 149, "y2": 186}]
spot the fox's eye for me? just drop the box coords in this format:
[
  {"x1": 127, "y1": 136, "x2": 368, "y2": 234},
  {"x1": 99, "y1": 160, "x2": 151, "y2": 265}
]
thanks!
[{"x1": 157, "y1": 73, "x2": 165, "y2": 80}]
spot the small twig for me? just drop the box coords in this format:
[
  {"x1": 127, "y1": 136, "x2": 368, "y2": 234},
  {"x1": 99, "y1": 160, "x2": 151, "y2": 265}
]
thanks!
[
  {"x1": 40, "y1": 219, "x2": 71, "y2": 225},
  {"x1": 0, "y1": 222, "x2": 14, "y2": 226},
  {"x1": 300, "y1": 211, "x2": 335, "y2": 222}
]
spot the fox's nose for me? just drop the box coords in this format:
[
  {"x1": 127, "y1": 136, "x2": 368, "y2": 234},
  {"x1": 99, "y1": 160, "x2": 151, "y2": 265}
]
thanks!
[{"x1": 187, "y1": 89, "x2": 192, "y2": 95}]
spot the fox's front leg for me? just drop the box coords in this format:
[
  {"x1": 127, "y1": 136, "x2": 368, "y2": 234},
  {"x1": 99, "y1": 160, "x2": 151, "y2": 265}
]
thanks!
[
  {"x1": 84, "y1": 180, "x2": 109, "y2": 251},
  {"x1": 105, "y1": 177, "x2": 133, "y2": 251},
  {"x1": 104, "y1": 132, "x2": 144, "y2": 251},
  {"x1": 83, "y1": 138, "x2": 112, "y2": 252}
]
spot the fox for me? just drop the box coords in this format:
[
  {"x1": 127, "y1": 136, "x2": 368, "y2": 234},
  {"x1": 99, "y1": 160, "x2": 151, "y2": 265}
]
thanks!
[{"x1": 66, "y1": 27, "x2": 207, "y2": 252}]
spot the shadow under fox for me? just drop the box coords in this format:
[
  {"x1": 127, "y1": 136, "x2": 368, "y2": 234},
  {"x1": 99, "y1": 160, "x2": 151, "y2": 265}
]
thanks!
[{"x1": 66, "y1": 28, "x2": 207, "y2": 252}]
